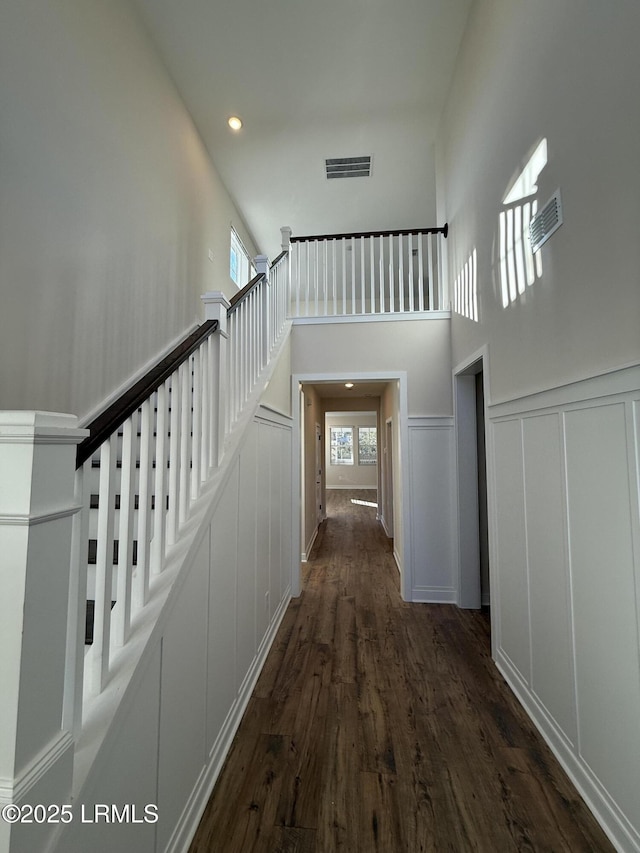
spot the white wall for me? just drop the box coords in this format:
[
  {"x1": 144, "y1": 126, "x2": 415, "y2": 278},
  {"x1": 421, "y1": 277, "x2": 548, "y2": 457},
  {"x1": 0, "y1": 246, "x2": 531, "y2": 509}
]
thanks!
[
  {"x1": 438, "y1": 2, "x2": 640, "y2": 848},
  {"x1": 0, "y1": 0, "x2": 257, "y2": 421},
  {"x1": 261, "y1": 334, "x2": 292, "y2": 417},
  {"x1": 54, "y1": 407, "x2": 293, "y2": 853},
  {"x1": 291, "y1": 318, "x2": 453, "y2": 417},
  {"x1": 408, "y1": 417, "x2": 456, "y2": 603},
  {"x1": 291, "y1": 317, "x2": 457, "y2": 602},
  {"x1": 325, "y1": 411, "x2": 377, "y2": 489},
  {"x1": 438, "y1": 0, "x2": 640, "y2": 402}
]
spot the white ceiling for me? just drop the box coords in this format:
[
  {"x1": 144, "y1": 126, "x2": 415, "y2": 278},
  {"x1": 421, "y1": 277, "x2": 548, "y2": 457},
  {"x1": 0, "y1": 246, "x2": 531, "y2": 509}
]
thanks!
[{"x1": 132, "y1": 0, "x2": 472, "y2": 258}]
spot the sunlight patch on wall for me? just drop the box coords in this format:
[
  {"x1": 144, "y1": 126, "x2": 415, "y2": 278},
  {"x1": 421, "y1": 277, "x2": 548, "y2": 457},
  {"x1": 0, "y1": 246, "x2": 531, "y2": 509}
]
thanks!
[
  {"x1": 453, "y1": 249, "x2": 478, "y2": 322},
  {"x1": 499, "y1": 139, "x2": 547, "y2": 308}
]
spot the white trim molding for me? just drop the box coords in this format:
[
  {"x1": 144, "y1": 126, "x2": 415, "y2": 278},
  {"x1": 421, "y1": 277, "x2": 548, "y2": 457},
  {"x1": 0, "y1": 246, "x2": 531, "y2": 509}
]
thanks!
[
  {"x1": 486, "y1": 362, "x2": 640, "y2": 853},
  {"x1": 407, "y1": 417, "x2": 456, "y2": 603}
]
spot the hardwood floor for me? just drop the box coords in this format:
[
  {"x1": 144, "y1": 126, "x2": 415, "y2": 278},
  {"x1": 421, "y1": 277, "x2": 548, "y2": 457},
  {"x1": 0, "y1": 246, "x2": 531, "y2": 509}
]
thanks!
[{"x1": 189, "y1": 489, "x2": 614, "y2": 853}]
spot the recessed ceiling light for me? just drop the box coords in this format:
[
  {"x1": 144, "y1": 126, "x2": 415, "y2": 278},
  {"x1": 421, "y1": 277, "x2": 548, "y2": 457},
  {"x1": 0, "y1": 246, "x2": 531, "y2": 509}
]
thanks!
[
  {"x1": 228, "y1": 116, "x2": 243, "y2": 131},
  {"x1": 345, "y1": 383, "x2": 354, "y2": 389}
]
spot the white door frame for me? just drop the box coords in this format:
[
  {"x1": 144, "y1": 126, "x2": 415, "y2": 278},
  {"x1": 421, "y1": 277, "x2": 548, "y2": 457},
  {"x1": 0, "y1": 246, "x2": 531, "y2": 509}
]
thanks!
[
  {"x1": 383, "y1": 417, "x2": 394, "y2": 537},
  {"x1": 453, "y1": 346, "x2": 490, "y2": 610},
  {"x1": 291, "y1": 371, "x2": 411, "y2": 599}
]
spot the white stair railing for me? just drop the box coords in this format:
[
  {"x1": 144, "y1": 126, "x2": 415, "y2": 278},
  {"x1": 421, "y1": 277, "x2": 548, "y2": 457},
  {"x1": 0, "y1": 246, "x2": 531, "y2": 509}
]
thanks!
[
  {"x1": 225, "y1": 251, "x2": 291, "y2": 431},
  {"x1": 70, "y1": 320, "x2": 220, "y2": 719},
  {"x1": 68, "y1": 248, "x2": 292, "y2": 733},
  {"x1": 289, "y1": 225, "x2": 449, "y2": 318}
]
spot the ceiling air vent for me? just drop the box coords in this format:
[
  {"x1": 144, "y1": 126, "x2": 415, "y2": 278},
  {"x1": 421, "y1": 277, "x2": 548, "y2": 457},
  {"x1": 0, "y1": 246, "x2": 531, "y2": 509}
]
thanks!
[
  {"x1": 530, "y1": 189, "x2": 563, "y2": 252},
  {"x1": 325, "y1": 156, "x2": 371, "y2": 179}
]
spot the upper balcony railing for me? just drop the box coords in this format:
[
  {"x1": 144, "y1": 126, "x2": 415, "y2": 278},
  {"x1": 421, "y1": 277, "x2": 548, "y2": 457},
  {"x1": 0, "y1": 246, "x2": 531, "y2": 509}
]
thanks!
[{"x1": 288, "y1": 224, "x2": 449, "y2": 319}]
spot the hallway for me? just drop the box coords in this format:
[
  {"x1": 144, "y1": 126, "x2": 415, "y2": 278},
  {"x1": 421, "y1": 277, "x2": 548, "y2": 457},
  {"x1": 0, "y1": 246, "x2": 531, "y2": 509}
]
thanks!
[{"x1": 189, "y1": 490, "x2": 613, "y2": 852}]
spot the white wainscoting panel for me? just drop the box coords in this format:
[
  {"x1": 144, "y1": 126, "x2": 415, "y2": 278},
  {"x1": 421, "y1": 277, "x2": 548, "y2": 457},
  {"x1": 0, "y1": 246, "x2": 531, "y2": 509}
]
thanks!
[
  {"x1": 489, "y1": 365, "x2": 640, "y2": 853},
  {"x1": 237, "y1": 422, "x2": 259, "y2": 682},
  {"x1": 58, "y1": 645, "x2": 161, "y2": 853},
  {"x1": 407, "y1": 419, "x2": 456, "y2": 602},
  {"x1": 522, "y1": 413, "x2": 577, "y2": 745},
  {"x1": 278, "y1": 425, "x2": 293, "y2": 604},
  {"x1": 207, "y1": 459, "x2": 240, "y2": 751},
  {"x1": 256, "y1": 422, "x2": 272, "y2": 642},
  {"x1": 492, "y1": 418, "x2": 531, "y2": 683},
  {"x1": 51, "y1": 404, "x2": 294, "y2": 853},
  {"x1": 157, "y1": 533, "x2": 209, "y2": 853},
  {"x1": 564, "y1": 402, "x2": 640, "y2": 830}
]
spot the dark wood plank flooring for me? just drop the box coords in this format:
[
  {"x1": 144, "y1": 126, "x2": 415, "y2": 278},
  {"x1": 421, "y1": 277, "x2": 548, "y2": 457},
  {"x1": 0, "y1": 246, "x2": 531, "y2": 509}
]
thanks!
[{"x1": 189, "y1": 489, "x2": 614, "y2": 853}]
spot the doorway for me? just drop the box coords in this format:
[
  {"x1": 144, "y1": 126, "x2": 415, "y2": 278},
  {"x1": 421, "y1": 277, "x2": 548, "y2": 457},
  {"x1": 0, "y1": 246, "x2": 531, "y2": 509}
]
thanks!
[
  {"x1": 292, "y1": 371, "x2": 412, "y2": 600},
  {"x1": 454, "y1": 353, "x2": 490, "y2": 612}
]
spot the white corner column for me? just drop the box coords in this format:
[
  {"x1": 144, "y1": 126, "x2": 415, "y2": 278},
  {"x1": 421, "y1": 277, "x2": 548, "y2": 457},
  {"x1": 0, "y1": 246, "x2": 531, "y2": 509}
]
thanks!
[
  {"x1": 201, "y1": 292, "x2": 230, "y2": 466},
  {"x1": 0, "y1": 412, "x2": 87, "y2": 853}
]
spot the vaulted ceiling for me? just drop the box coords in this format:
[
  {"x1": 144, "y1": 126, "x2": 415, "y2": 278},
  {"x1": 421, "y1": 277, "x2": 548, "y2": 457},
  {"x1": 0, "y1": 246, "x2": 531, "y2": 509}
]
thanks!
[{"x1": 132, "y1": 0, "x2": 472, "y2": 258}]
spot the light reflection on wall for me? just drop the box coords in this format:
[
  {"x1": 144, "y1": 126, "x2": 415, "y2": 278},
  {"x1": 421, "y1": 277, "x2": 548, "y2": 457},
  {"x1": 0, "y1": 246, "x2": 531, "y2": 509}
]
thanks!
[
  {"x1": 499, "y1": 139, "x2": 547, "y2": 308},
  {"x1": 453, "y1": 248, "x2": 478, "y2": 322}
]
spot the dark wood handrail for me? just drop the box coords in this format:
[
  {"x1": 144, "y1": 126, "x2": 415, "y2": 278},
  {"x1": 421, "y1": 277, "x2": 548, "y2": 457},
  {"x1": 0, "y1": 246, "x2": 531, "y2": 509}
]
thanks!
[
  {"x1": 76, "y1": 320, "x2": 218, "y2": 468},
  {"x1": 270, "y1": 250, "x2": 288, "y2": 268},
  {"x1": 228, "y1": 272, "x2": 266, "y2": 314},
  {"x1": 290, "y1": 224, "x2": 449, "y2": 243},
  {"x1": 227, "y1": 250, "x2": 289, "y2": 314}
]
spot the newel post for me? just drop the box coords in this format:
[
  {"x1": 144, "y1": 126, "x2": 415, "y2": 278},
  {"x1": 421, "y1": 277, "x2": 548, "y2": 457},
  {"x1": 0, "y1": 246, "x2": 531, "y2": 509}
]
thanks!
[
  {"x1": 254, "y1": 255, "x2": 271, "y2": 367},
  {"x1": 0, "y1": 412, "x2": 87, "y2": 853},
  {"x1": 201, "y1": 292, "x2": 230, "y2": 466},
  {"x1": 280, "y1": 226, "x2": 292, "y2": 252}
]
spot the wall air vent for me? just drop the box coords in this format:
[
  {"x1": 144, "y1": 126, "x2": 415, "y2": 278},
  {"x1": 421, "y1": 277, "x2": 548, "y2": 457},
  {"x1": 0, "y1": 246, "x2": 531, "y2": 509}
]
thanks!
[
  {"x1": 530, "y1": 189, "x2": 563, "y2": 252},
  {"x1": 325, "y1": 156, "x2": 371, "y2": 179}
]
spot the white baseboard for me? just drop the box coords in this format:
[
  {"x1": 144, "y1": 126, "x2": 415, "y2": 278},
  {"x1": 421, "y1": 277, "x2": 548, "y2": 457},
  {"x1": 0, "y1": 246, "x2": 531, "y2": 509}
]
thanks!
[
  {"x1": 411, "y1": 587, "x2": 457, "y2": 604},
  {"x1": 168, "y1": 587, "x2": 292, "y2": 853},
  {"x1": 496, "y1": 650, "x2": 640, "y2": 853},
  {"x1": 301, "y1": 524, "x2": 319, "y2": 562},
  {"x1": 392, "y1": 548, "x2": 402, "y2": 574}
]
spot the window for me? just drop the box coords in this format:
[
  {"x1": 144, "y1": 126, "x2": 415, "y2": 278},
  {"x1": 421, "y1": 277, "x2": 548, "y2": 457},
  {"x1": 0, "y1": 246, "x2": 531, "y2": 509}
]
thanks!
[
  {"x1": 230, "y1": 227, "x2": 255, "y2": 287},
  {"x1": 358, "y1": 427, "x2": 377, "y2": 465},
  {"x1": 330, "y1": 427, "x2": 354, "y2": 465}
]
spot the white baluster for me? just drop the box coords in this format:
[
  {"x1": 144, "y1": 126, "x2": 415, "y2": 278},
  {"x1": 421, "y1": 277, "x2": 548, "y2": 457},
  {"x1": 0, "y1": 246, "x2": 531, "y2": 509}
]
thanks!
[
  {"x1": 341, "y1": 238, "x2": 347, "y2": 315},
  {"x1": 331, "y1": 240, "x2": 337, "y2": 315},
  {"x1": 90, "y1": 432, "x2": 117, "y2": 694},
  {"x1": 379, "y1": 235, "x2": 385, "y2": 313},
  {"x1": 399, "y1": 234, "x2": 405, "y2": 312},
  {"x1": 199, "y1": 345, "x2": 210, "y2": 481},
  {"x1": 151, "y1": 380, "x2": 168, "y2": 572},
  {"x1": 179, "y1": 360, "x2": 190, "y2": 525},
  {"x1": 314, "y1": 241, "x2": 319, "y2": 316},
  {"x1": 408, "y1": 233, "x2": 415, "y2": 312},
  {"x1": 323, "y1": 241, "x2": 328, "y2": 315},
  {"x1": 113, "y1": 415, "x2": 135, "y2": 645},
  {"x1": 167, "y1": 370, "x2": 181, "y2": 545},
  {"x1": 351, "y1": 236, "x2": 356, "y2": 314},
  {"x1": 369, "y1": 237, "x2": 375, "y2": 314},
  {"x1": 295, "y1": 243, "x2": 300, "y2": 318},
  {"x1": 191, "y1": 349, "x2": 202, "y2": 500},
  {"x1": 428, "y1": 233, "x2": 434, "y2": 311},
  {"x1": 360, "y1": 237, "x2": 365, "y2": 314},
  {"x1": 135, "y1": 398, "x2": 153, "y2": 609},
  {"x1": 418, "y1": 233, "x2": 425, "y2": 311},
  {"x1": 389, "y1": 234, "x2": 395, "y2": 313}
]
